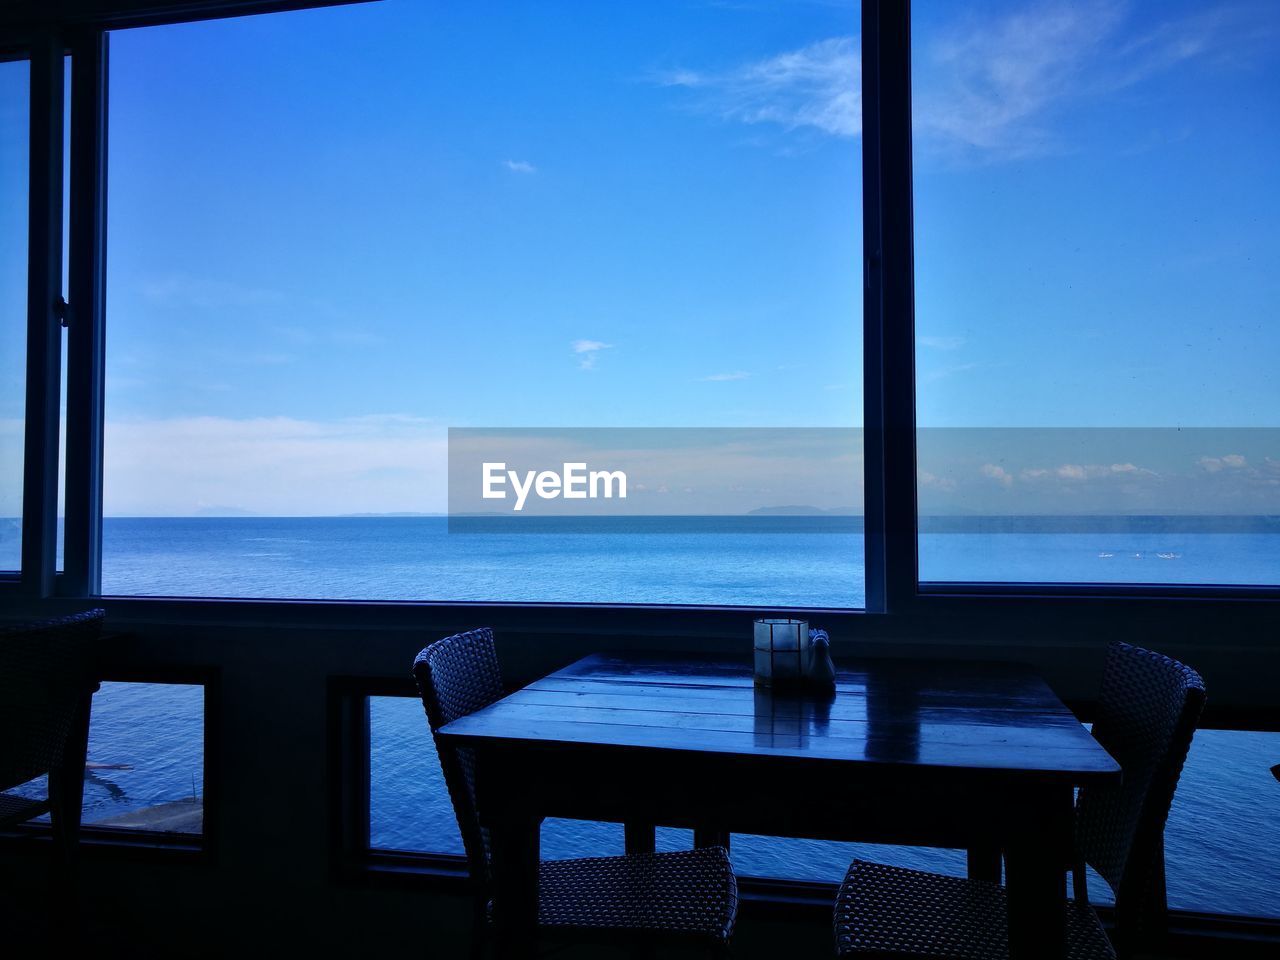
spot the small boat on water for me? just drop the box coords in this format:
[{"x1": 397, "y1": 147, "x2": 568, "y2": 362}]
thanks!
[
  {"x1": 1098, "y1": 552, "x2": 1114, "y2": 558},
  {"x1": 1158, "y1": 552, "x2": 1182, "y2": 560}
]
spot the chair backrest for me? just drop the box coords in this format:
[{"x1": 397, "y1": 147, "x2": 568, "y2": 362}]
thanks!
[
  {"x1": 1075, "y1": 641, "x2": 1205, "y2": 940},
  {"x1": 412, "y1": 627, "x2": 505, "y2": 892},
  {"x1": 0, "y1": 608, "x2": 105, "y2": 792}
]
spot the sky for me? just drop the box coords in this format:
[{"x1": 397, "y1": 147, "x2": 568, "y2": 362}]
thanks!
[{"x1": 1, "y1": 0, "x2": 1278, "y2": 516}]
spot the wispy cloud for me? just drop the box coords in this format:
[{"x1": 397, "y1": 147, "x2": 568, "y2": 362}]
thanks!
[
  {"x1": 141, "y1": 275, "x2": 287, "y2": 310},
  {"x1": 571, "y1": 339, "x2": 613, "y2": 371},
  {"x1": 503, "y1": 159, "x2": 536, "y2": 174},
  {"x1": 698, "y1": 371, "x2": 751, "y2": 382},
  {"x1": 663, "y1": 2, "x2": 1276, "y2": 159},
  {"x1": 1198, "y1": 453, "x2": 1248, "y2": 473},
  {"x1": 1113, "y1": 4, "x2": 1277, "y2": 86},
  {"x1": 920, "y1": 361, "x2": 982, "y2": 385},
  {"x1": 918, "y1": 469, "x2": 957, "y2": 492},
  {"x1": 660, "y1": 36, "x2": 860, "y2": 139},
  {"x1": 915, "y1": 0, "x2": 1278, "y2": 159},
  {"x1": 981, "y1": 463, "x2": 1014, "y2": 487},
  {"x1": 1044, "y1": 462, "x2": 1157, "y2": 481},
  {"x1": 918, "y1": 335, "x2": 966, "y2": 351},
  {"x1": 986, "y1": 460, "x2": 1155, "y2": 487},
  {"x1": 915, "y1": 0, "x2": 1122, "y2": 157}
]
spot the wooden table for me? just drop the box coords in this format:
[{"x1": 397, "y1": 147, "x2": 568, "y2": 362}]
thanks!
[{"x1": 437, "y1": 653, "x2": 1121, "y2": 958}]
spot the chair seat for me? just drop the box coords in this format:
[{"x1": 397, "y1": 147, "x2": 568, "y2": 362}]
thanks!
[
  {"x1": 536, "y1": 845, "x2": 737, "y2": 944},
  {"x1": 0, "y1": 791, "x2": 50, "y2": 829},
  {"x1": 834, "y1": 859, "x2": 1115, "y2": 960}
]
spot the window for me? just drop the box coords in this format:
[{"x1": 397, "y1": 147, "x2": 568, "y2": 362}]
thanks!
[
  {"x1": 8, "y1": 681, "x2": 205, "y2": 836},
  {"x1": 0, "y1": 57, "x2": 27, "y2": 570},
  {"x1": 81, "y1": 681, "x2": 205, "y2": 834},
  {"x1": 369, "y1": 696, "x2": 461, "y2": 856},
  {"x1": 912, "y1": 1, "x2": 1280, "y2": 588},
  {"x1": 101, "y1": 0, "x2": 864, "y2": 606}
]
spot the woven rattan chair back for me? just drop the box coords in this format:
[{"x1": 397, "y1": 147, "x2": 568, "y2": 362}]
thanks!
[
  {"x1": 413, "y1": 627, "x2": 505, "y2": 892},
  {"x1": 1075, "y1": 640, "x2": 1205, "y2": 942},
  {"x1": 0, "y1": 609, "x2": 105, "y2": 792}
]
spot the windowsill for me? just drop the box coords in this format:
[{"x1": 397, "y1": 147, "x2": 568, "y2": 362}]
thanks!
[{"x1": 2, "y1": 821, "x2": 206, "y2": 859}]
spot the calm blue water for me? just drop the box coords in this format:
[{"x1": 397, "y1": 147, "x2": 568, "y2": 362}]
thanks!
[{"x1": 7, "y1": 517, "x2": 1279, "y2": 918}]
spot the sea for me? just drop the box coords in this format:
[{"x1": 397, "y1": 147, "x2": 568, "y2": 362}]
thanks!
[{"x1": 5, "y1": 516, "x2": 1278, "y2": 918}]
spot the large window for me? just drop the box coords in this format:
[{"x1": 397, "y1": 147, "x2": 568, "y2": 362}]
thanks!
[
  {"x1": 912, "y1": 0, "x2": 1280, "y2": 588},
  {"x1": 101, "y1": 0, "x2": 864, "y2": 605}
]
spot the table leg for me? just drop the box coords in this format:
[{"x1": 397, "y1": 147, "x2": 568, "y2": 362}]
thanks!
[
  {"x1": 694, "y1": 827, "x2": 730, "y2": 850},
  {"x1": 490, "y1": 811, "x2": 541, "y2": 959},
  {"x1": 1004, "y1": 785, "x2": 1072, "y2": 960},
  {"x1": 967, "y1": 844, "x2": 1001, "y2": 883},
  {"x1": 625, "y1": 821, "x2": 657, "y2": 854}
]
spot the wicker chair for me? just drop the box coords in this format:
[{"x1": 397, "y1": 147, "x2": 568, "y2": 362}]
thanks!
[
  {"x1": 412, "y1": 628, "x2": 738, "y2": 954},
  {"x1": 0, "y1": 609, "x2": 105, "y2": 856},
  {"x1": 833, "y1": 641, "x2": 1205, "y2": 960}
]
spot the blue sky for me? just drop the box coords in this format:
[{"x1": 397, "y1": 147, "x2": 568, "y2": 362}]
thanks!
[{"x1": 2, "y1": 0, "x2": 1278, "y2": 515}]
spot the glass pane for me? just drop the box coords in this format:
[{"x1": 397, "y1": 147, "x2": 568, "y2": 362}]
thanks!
[
  {"x1": 82, "y1": 681, "x2": 204, "y2": 833},
  {"x1": 102, "y1": 0, "x2": 864, "y2": 605},
  {"x1": 371, "y1": 694, "x2": 638, "y2": 858},
  {"x1": 0, "y1": 58, "x2": 28, "y2": 570},
  {"x1": 6, "y1": 681, "x2": 204, "y2": 835},
  {"x1": 912, "y1": 1, "x2": 1280, "y2": 586},
  {"x1": 370, "y1": 695, "x2": 462, "y2": 855},
  {"x1": 1168, "y1": 729, "x2": 1280, "y2": 917},
  {"x1": 1084, "y1": 727, "x2": 1280, "y2": 919}
]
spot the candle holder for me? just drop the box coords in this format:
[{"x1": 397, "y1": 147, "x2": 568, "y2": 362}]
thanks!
[{"x1": 753, "y1": 618, "x2": 808, "y2": 689}]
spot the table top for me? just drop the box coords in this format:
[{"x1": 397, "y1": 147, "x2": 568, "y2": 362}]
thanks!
[{"x1": 438, "y1": 652, "x2": 1121, "y2": 785}]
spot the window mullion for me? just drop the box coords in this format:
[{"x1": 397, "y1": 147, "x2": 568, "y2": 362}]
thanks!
[
  {"x1": 861, "y1": 0, "x2": 919, "y2": 615},
  {"x1": 62, "y1": 27, "x2": 108, "y2": 598},
  {"x1": 19, "y1": 27, "x2": 64, "y2": 597}
]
